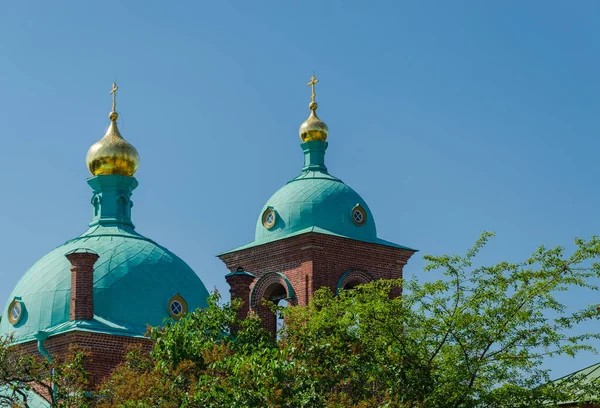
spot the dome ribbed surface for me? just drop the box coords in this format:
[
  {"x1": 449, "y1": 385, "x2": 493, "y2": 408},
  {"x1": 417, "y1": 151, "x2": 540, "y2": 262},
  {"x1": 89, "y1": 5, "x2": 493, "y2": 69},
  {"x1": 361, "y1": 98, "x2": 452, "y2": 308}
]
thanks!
[
  {"x1": 254, "y1": 171, "x2": 377, "y2": 244},
  {"x1": 0, "y1": 226, "x2": 209, "y2": 343}
]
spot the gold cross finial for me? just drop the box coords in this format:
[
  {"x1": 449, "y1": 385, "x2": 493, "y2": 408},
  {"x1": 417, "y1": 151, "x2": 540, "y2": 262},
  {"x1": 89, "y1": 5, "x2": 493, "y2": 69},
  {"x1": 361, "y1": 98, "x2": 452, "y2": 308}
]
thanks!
[
  {"x1": 110, "y1": 82, "x2": 118, "y2": 112},
  {"x1": 307, "y1": 75, "x2": 319, "y2": 103}
]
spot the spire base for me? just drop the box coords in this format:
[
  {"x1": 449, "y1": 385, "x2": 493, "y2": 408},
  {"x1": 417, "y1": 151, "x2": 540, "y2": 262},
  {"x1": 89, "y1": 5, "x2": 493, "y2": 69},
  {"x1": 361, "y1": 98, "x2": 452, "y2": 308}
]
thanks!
[
  {"x1": 87, "y1": 174, "x2": 138, "y2": 229},
  {"x1": 301, "y1": 141, "x2": 328, "y2": 173}
]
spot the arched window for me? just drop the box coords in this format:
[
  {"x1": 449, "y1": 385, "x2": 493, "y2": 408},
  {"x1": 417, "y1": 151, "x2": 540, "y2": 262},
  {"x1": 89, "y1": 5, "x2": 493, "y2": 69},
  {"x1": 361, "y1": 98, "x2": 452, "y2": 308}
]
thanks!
[
  {"x1": 336, "y1": 270, "x2": 375, "y2": 294},
  {"x1": 250, "y1": 273, "x2": 295, "y2": 337},
  {"x1": 92, "y1": 195, "x2": 101, "y2": 217},
  {"x1": 116, "y1": 196, "x2": 128, "y2": 219},
  {"x1": 343, "y1": 279, "x2": 362, "y2": 290}
]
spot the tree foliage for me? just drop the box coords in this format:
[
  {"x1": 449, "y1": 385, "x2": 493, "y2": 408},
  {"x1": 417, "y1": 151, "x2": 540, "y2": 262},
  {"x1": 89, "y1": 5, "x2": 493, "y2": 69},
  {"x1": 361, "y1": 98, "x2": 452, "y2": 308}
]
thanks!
[
  {"x1": 0, "y1": 337, "x2": 88, "y2": 407},
  {"x1": 96, "y1": 233, "x2": 600, "y2": 407},
  {"x1": 2, "y1": 233, "x2": 600, "y2": 407}
]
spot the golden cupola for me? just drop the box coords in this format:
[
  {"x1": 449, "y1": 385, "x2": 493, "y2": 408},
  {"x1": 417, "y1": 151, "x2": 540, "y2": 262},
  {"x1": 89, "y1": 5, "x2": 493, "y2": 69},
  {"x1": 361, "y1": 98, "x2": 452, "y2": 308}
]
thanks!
[
  {"x1": 299, "y1": 75, "x2": 329, "y2": 142},
  {"x1": 86, "y1": 83, "x2": 140, "y2": 177}
]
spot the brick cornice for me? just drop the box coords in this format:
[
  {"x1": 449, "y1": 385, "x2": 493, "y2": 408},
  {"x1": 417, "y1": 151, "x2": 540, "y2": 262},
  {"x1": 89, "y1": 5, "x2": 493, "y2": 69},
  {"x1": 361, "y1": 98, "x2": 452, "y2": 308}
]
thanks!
[{"x1": 218, "y1": 232, "x2": 413, "y2": 273}]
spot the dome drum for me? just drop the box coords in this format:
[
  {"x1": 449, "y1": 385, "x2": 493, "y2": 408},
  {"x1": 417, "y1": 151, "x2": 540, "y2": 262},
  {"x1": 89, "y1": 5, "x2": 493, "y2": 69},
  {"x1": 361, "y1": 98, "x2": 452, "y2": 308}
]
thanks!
[
  {"x1": 87, "y1": 174, "x2": 138, "y2": 228},
  {"x1": 301, "y1": 140, "x2": 328, "y2": 172}
]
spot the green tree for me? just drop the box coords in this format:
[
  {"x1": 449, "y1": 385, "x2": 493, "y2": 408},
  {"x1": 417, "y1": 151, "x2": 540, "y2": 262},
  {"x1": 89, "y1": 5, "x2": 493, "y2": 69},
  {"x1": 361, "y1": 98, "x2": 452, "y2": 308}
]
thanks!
[
  {"x1": 281, "y1": 233, "x2": 600, "y2": 407},
  {"x1": 0, "y1": 338, "x2": 89, "y2": 408},
  {"x1": 98, "y1": 293, "x2": 285, "y2": 407},
  {"x1": 19, "y1": 233, "x2": 600, "y2": 407}
]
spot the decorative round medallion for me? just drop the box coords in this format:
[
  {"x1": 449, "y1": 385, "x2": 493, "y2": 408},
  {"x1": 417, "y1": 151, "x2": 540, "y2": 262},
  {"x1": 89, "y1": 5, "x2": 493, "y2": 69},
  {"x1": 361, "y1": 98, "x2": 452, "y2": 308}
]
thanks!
[
  {"x1": 262, "y1": 208, "x2": 277, "y2": 229},
  {"x1": 351, "y1": 204, "x2": 367, "y2": 226},
  {"x1": 168, "y1": 294, "x2": 188, "y2": 319},
  {"x1": 7, "y1": 299, "x2": 22, "y2": 325}
]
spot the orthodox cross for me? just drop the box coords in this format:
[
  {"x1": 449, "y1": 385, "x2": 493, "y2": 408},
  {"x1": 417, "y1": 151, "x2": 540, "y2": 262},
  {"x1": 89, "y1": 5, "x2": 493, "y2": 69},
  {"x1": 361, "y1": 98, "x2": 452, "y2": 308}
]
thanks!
[
  {"x1": 110, "y1": 82, "x2": 119, "y2": 112},
  {"x1": 307, "y1": 75, "x2": 319, "y2": 103}
]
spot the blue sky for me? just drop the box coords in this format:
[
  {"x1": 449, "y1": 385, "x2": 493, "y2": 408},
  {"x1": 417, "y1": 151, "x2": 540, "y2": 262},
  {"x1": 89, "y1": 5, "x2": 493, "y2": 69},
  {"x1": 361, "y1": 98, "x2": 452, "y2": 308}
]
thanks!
[{"x1": 1, "y1": 1, "x2": 599, "y2": 378}]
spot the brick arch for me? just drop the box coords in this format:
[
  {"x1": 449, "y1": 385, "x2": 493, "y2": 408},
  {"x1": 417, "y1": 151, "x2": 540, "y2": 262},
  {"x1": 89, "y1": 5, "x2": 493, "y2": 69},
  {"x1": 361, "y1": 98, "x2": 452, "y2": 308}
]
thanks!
[
  {"x1": 250, "y1": 272, "x2": 296, "y2": 309},
  {"x1": 336, "y1": 269, "x2": 375, "y2": 294}
]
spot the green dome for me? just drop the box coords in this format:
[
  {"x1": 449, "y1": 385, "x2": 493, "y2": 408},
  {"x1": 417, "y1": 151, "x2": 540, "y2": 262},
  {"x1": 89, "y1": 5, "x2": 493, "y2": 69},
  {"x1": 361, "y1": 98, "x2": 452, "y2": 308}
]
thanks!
[
  {"x1": 255, "y1": 170, "x2": 377, "y2": 243},
  {"x1": 0, "y1": 226, "x2": 209, "y2": 343},
  {"x1": 219, "y1": 140, "x2": 415, "y2": 255},
  {"x1": 0, "y1": 175, "x2": 209, "y2": 343}
]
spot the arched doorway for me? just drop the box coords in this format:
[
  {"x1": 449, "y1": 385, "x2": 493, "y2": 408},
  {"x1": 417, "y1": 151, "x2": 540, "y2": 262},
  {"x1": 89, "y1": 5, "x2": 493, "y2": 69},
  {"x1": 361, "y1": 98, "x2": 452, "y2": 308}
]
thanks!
[
  {"x1": 276, "y1": 298, "x2": 288, "y2": 339},
  {"x1": 250, "y1": 273, "x2": 295, "y2": 337}
]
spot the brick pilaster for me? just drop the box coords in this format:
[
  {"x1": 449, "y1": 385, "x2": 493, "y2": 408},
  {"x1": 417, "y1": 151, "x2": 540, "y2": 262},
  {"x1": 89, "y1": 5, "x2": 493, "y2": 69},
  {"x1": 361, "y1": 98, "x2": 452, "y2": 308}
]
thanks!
[
  {"x1": 65, "y1": 249, "x2": 99, "y2": 321},
  {"x1": 225, "y1": 268, "x2": 255, "y2": 321}
]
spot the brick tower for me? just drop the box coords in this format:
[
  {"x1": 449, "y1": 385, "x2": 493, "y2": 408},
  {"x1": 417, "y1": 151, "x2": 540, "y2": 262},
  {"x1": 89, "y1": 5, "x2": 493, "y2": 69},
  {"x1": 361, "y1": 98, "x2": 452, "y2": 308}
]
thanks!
[{"x1": 219, "y1": 76, "x2": 416, "y2": 335}]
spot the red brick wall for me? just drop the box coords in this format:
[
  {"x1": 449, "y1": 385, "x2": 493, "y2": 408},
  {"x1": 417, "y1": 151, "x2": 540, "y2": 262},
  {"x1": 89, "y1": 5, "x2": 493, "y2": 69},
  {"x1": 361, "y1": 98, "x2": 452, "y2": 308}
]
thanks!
[
  {"x1": 226, "y1": 273, "x2": 255, "y2": 322},
  {"x1": 17, "y1": 331, "x2": 152, "y2": 389},
  {"x1": 219, "y1": 233, "x2": 415, "y2": 335}
]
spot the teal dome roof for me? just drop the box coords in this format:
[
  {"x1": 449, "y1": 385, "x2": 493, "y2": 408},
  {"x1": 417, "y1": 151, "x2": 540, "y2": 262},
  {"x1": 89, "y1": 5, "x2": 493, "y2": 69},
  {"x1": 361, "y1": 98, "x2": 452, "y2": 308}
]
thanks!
[
  {"x1": 0, "y1": 227, "x2": 208, "y2": 343},
  {"x1": 220, "y1": 140, "x2": 415, "y2": 255},
  {"x1": 0, "y1": 175, "x2": 209, "y2": 343},
  {"x1": 255, "y1": 170, "x2": 377, "y2": 243}
]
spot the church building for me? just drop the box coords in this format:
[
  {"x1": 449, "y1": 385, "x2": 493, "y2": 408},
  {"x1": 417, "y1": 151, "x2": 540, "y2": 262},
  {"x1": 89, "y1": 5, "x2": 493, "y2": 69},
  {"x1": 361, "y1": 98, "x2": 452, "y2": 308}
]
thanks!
[
  {"x1": 0, "y1": 77, "x2": 416, "y2": 402},
  {"x1": 218, "y1": 76, "x2": 416, "y2": 335},
  {"x1": 0, "y1": 83, "x2": 210, "y2": 392},
  {"x1": 1, "y1": 77, "x2": 598, "y2": 407}
]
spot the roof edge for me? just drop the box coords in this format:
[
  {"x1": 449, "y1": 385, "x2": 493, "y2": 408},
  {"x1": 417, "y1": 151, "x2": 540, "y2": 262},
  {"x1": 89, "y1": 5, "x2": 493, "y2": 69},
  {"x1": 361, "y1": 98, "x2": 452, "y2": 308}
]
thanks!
[
  {"x1": 6, "y1": 318, "x2": 149, "y2": 345},
  {"x1": 217, "y1": 227, "x2": 417, "y2": 257}
]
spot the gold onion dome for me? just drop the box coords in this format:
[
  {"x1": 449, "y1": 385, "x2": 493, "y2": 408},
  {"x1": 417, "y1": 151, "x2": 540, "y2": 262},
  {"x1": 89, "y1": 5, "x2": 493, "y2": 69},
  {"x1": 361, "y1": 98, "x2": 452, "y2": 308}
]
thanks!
[
  {"x1": 86, "y1": 83, "x2": 140, "y2": 177},
  {"x1": 299, "y1": 75, "x2": 329, "y2": 142}
]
